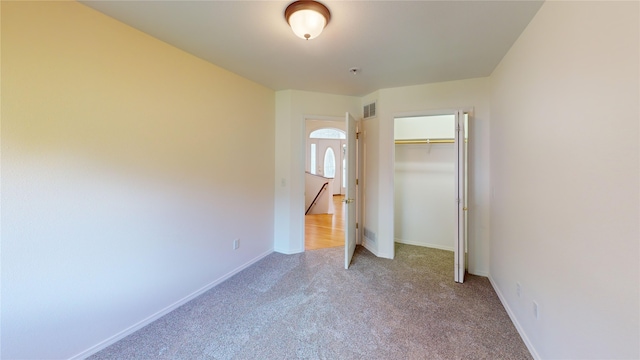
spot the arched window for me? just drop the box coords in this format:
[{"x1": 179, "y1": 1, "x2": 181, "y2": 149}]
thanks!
[
  {"x1": 324, "y1": 147, "x2": 336, "y2": 178},
  {"x1": 310, "y1": 128, "x2": 345, "y2": 139}
]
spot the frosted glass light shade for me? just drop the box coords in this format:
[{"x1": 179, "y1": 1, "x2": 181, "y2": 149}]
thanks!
[
  {"x1": 285, "y1": 1, "x2": 331, "y2": 40},
  {"x1": 288, "y1": 9, "x2": 326, "y2": 40}
]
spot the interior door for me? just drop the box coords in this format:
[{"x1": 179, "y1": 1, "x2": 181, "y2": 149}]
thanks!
[
  {"x1": 344, "y1": 112, "x2": 357, "y2": 269},
  {"x1": 454, "y1": 111, "x2": 467, "y2": 283}
]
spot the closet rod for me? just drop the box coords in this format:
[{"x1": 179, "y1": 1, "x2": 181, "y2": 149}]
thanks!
[{"x1": 395, "y1": 139, "x2": 454, "y2": 144}]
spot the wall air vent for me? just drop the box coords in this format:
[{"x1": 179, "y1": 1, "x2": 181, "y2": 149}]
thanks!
[{"x1": 363, "y1": 101, "x2": 377, "y2": 119}]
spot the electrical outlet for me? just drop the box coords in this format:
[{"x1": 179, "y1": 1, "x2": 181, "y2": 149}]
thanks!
[
  {"x1": 516, "y1": 282, "x2": 522, "y2": 298},
  {"x1": 233, "y1": 239, "x2": 240, "y2": 250},
  {"x1": 533, "y1": 301, "x2": 539, "y2": 319}
]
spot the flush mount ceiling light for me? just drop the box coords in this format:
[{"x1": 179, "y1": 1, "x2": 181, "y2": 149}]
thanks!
[{"x1": 285, "y1": 1, "x2": 331, "y2": 40}]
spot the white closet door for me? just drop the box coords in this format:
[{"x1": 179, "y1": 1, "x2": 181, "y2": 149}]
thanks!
[
  {"x1": 344, "y1": 112, "x2": 357, "y2": 269},
  {"x1": 454, "y1": 111, "x2": 467, "y2": 283}
]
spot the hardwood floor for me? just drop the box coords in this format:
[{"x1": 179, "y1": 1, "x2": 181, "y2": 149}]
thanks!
[{"x1": 305, "y1": 195, "x2": 345, "y2": 250}]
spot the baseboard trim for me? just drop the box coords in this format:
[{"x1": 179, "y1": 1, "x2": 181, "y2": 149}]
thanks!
[
  {"x1": 395, "y1": 239, "x2": 454, "y2": 252},
  {"x1": 469, "y1": 270, "x2": 489, "y2": 277},
  {"x1": 361, "y1": 238, "x2": 376, "y2": 256},
  {"x1": 69, "y1": 249, "x2": 273, "y2": 360},
  {"x1": 487, "y1": 274, "x2": 541, "y2": 360},
  {"x1": 274, "y1": 246, "x2": 304, "y2": 255}
]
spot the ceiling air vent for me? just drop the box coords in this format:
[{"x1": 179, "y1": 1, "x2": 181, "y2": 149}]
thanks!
[{"x1": 363, "y1": 101, "x2": 377, "y2": 119}]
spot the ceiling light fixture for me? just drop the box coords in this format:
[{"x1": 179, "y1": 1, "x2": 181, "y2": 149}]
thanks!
[{"x1": 285, "y1": 1, "x2": 331, "y2": 40}]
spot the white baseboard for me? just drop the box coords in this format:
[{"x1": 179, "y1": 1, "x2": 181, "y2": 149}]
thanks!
[
  {"x1": 469, "y1": 269, "x2": 489, "y2": 277},
  {"x1": 394, "y1": 238, "x2": 454, "y2": 252},
  {"x1": 69, "y1": 249, "x2": 273, "y2": 360},
  {"x1": 273, "y1": 246, "x2": 304, "y2": 255},
  {"x1": 488, "y1": 275, "x2": 541, "y2": 360},
  {"x1": 361, "y1": 238, "x2": 393, "y2": 259},
  {"x1": 361, "y1": 238, "x2": 377, "y2": 256}
]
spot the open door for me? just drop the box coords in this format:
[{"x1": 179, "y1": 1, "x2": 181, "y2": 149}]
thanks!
[
  {"x1": 344, "y1": 112, "x2": 357, "y2": 269},
  {"x1": 454, "y1": 111, "x2": 467, "y2": 282}
]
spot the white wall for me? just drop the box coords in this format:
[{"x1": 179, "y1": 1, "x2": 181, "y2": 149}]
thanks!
[
  {"x1": 362, "y1": 78, "x2": 491, "y2": 274},
  {"x1": 394, "y1": 115, "x2": 456, "y2": 140},
  {"x1": 1, "y1": 2, "x2": 275, "y2": 359},
  {"x1": 489, "y1": 1, "x2": 639, "y2": 358},
  {"x1": 394, "y1": 143, "x2": 455, "y2": 251},
  {"x1": 274, "y1": 90, "x2": 360, "y2": 254}
]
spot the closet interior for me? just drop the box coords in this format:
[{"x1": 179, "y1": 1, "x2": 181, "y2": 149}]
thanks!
[{"x1": 394, "y1": 114, "x2": 459, "y2": 252}]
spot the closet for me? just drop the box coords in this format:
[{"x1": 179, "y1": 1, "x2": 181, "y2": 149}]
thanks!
[{"x1": 394, "y1": 114, "x2": 457, "y2": 251}]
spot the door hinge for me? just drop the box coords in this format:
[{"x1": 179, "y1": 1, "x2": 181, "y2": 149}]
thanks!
[
  {"x1": 356, "y1": 132, "x2": 360, "y2": 139},
  {"x1": 356, "y1": 179, "x2": 359, "y2": 185},
  {"x1": 356, "y1": 222, "x2": 359, "y2": 229},
  {"x1": 456, "y1": 125, "x2": 461, "y2": 132}
]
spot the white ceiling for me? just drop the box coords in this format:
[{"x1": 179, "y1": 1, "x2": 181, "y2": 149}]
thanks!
[{"x1": 81, "y1": 0, "x2": 543, "y2": 97}]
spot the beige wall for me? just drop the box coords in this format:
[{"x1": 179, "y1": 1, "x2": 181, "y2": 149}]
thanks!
[
  {"x1": 489, "y1": 1, "x2": 639, "y2": 358},
  {"x1": 1, "y1": 2, "x2": 275, "y2": 359}
]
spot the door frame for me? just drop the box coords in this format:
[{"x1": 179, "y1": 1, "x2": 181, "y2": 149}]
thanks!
[
  {"x1": 345, "y1": 111, "x2": 358, "y2": 268},
  {"x1": 303, "y1": 115, "x2": 349, "y2": 250}
]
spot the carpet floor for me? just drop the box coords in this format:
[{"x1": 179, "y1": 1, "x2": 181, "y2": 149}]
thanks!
[{"x1": 89, "y1": 244, "x2": 532, "y2": 360}]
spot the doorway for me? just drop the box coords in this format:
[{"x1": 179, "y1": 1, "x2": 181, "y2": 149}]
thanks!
[
  {"x1": 393, "y1": 111, "x2": 468, "y2": 282},
  {"x1": 305, "y1": 119, "x2": 347, "y2": 250}
]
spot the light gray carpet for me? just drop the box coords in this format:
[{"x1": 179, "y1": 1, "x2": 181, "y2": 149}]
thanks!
[{"x1": 89, "y1": 244, "x2": 531, "y2": 359}]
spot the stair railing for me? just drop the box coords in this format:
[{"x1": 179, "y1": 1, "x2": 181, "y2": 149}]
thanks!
[{"x1": 306, "y1": 182, "x2": 329, "y2": 215}]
